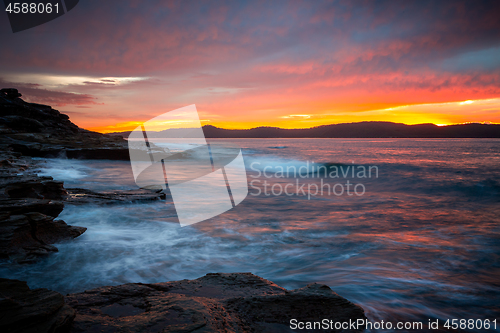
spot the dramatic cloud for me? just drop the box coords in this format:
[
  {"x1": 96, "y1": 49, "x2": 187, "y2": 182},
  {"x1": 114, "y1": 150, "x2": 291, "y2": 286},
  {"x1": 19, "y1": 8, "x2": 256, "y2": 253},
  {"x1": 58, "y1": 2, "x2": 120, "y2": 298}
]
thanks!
[
  {"x1": 0, "y1": 0, "x2": 499, "y2": 130},
  {"x1": 0, "y1": 79, "x2": 99, "y2": 106}
]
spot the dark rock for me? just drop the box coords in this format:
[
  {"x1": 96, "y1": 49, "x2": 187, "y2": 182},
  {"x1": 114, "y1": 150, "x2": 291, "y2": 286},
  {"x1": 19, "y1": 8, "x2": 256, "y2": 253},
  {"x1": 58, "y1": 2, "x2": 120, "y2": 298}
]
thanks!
[
  {"x1": 0, "y1": 152, "x2": 85, "y2": 262},
  {"x1": 0, "y1": 89, "x2": 128, "y2": 160},
  {"x1": 0, "y1": 278, "x2": 75, "y2": 333},
  {"x1": 149, "y1": 272, "x2": 286, "y2": 298},
  {"x1": 65, "y1": 273, "x2": 366, "y2": 332},
  {"x1": 0, "y1": 212, "x2": 86, "y2": 262},
  {"x1": 26, "y1": 212, "x2": 86, "y2": 245},
  {"x1": 0, "y1": 198, "x2": 64, "y2": 218},
  {"x1": 0, "y1": 115, "x2": 44, "y2": 132},
  {"x1": 0, "y1": 273, "x2": 366, "y2": 333},
  {"x1": 1, "y1": 88, "x2": 22, "y2": 99},
  {"x1": 4, "y1": 179, "x2": 67, "y2": 200},
  {"x1": 226, "y1": 283, "x2": 366, "y2": 332},
  {"x1": 66, "y1": 188, "x2": 165, "y2": 205}
]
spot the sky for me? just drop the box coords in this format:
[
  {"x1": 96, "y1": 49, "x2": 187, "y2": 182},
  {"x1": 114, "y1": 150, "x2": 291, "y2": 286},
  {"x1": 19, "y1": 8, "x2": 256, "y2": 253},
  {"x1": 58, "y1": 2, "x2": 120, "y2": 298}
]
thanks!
[{"x1": 1, "y1": 0, "x2": 499, "y2": 133}]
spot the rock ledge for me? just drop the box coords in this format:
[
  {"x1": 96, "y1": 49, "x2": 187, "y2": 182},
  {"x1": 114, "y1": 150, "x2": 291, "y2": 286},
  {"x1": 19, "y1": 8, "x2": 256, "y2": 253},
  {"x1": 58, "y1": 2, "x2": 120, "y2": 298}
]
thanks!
[{"x1": 65, "y1": 272, "x2": 366, "y2": 332}]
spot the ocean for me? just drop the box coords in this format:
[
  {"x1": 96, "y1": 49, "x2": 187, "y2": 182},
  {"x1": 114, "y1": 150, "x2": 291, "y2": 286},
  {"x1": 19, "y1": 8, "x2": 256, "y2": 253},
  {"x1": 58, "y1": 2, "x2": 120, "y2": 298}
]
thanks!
[{"x1": 1, "y1": 138, "x2": 499, "y2": 331}]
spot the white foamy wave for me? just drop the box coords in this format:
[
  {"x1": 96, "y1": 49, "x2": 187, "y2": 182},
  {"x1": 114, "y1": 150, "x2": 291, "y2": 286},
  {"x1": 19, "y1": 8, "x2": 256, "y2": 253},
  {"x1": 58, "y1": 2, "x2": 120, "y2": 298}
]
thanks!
[{"x1": 35, "y1": 158, "x2": 89, "y2": 181}]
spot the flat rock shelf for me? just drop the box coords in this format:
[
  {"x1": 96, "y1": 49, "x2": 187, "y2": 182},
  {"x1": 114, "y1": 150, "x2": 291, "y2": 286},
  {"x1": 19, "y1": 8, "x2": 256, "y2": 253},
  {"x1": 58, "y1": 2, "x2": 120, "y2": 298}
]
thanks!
[{"x1": 1, "y1": 273, "x2": 366, "y2": 333}]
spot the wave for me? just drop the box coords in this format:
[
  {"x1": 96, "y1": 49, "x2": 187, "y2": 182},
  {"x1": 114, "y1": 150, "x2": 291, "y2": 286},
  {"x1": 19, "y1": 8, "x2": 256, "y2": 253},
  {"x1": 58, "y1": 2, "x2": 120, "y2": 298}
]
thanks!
[{"x1": 35, "y1": 158, "x2": 89, "y2": 181}]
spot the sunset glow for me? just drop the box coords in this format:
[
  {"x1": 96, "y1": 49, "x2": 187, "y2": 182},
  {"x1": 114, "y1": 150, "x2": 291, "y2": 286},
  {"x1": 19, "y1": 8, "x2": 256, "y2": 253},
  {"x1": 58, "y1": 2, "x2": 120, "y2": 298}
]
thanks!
[
  {"x1": 1, "y1": 1, "x2": 499, "y2": 325},
  {"x1": 1, "y1": 1, "x2": 499, "y2": 132}
]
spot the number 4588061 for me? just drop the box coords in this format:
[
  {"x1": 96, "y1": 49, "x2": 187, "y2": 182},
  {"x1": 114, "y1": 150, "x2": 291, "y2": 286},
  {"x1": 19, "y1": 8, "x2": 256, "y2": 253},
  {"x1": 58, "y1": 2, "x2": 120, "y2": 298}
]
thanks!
[
  {"x1": 5, "y1": 2, "x2": 59, "y2": 14},
  {"x1": 444, "y1": 319, "x2": 497, "y2": 330}
]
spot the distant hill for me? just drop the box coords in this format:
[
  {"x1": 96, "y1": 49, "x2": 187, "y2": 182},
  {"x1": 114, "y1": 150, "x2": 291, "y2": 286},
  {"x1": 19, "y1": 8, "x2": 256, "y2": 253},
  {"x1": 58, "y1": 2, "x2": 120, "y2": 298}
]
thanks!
[{"x1": 107, "y1": 122, "x2": 500, "y2": 138}]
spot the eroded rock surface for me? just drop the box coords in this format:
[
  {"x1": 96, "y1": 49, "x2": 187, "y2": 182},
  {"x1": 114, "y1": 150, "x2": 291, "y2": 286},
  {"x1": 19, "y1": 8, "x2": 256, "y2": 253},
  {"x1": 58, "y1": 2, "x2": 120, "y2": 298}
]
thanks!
[
  {"x1": 66, "y1": 273, "x2": 366, "y2": 332},
  {"x1": 0, "y1": 152, "x2": 86, "y2": 262},
  {"x1": 0, "y1": 273, "x2": 366, "y2": 332},
  {"x1": 65, "y1": 188, "x2": 166, "y2": 205},
  {"x1": 0, "y1": 88, "x2": 136, "y2": 262},
  {"x1": 0, "y1": 88, "x2": 128, "y2": 160}
]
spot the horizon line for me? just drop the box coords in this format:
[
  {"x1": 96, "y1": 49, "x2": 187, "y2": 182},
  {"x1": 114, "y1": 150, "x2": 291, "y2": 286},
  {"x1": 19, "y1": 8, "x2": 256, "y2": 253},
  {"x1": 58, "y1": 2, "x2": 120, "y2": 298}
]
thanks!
[{"x1": 95, "y1": 120, "x2": 500, "y2": 134}]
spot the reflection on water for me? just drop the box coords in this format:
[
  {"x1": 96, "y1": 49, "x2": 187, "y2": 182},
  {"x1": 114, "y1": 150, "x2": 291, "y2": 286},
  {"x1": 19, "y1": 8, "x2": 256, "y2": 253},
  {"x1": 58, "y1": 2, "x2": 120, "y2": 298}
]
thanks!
[{"x1": 1, "y1": 139, "x2": 499, "y2": 331}]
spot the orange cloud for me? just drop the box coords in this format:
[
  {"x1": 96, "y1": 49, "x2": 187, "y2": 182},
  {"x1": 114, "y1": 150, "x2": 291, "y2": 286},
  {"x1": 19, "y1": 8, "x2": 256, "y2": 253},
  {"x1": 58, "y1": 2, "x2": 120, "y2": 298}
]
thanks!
[{"x1": 2, "y1": 1, "x2": 499, "y2": 131}]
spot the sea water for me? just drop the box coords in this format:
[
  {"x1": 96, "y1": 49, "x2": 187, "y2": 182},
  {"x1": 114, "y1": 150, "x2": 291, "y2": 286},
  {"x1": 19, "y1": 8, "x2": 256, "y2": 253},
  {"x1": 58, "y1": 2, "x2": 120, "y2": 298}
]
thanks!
[{"x1": 1, "y1": 138, "x2": 499, "y2": 331}]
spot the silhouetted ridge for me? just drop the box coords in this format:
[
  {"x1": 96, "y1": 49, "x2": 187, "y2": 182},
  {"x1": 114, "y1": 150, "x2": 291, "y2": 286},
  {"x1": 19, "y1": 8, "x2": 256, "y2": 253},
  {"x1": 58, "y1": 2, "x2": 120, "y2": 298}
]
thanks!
[
  {"x1": 108, "y1": 122, "x2": 499, "y2": 138},
  {"x1": 199, "y1": 122, "x2": 500, "y2": 138}
]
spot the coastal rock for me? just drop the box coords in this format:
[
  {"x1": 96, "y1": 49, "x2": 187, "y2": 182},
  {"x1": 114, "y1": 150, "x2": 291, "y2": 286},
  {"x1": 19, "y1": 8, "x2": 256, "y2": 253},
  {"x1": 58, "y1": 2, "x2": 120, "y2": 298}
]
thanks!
[
  {"x1": 0, "y1": 212, "x2": 86, "y2": 263},
  {"x1": 0, "y1": 274, "x2": 366, "y2": 333},
  {"x1": 0, "y1": 278, "x2": 75, "y2": 333},
  {"x1": 0, "y1": 83, "x2": 136, "y2": 261},
  {"x1": 66, "y1": 188, "x2": 166, "y2": 205},
  {"x1": 0, "y1": 198, "x2": 64, "y2": 218},
  {"x1": 66, "y1": 272, "x2": 366, "y2": 332},
  {"x1": 3, "y1": 177, "x2": 67, "y2": 200},
  {"x1": 0, "y1": 152, "x2": 86, "y2": 262},
  {"x1": 8, "y1": 143, "x2": 131, "y2": 160},
  {"x1": 0, "y1": 88, "x2": 128, "y2": 160},
  {"x1": 1, "y1": 88, "x2": 22, "y2": 99}
]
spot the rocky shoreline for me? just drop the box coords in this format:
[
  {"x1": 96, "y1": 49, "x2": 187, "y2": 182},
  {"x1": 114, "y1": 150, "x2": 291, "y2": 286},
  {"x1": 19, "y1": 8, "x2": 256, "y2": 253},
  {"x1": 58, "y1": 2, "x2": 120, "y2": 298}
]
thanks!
[
  {"x1": 0, "y1": 88, "x2": 367, "y2": 332},
  {"x1": 1, "y1": 273, "x2": 366, "y2": 333},
  {"x1": 0, "y1": 148, "x2": 86, "y2": 262}
]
